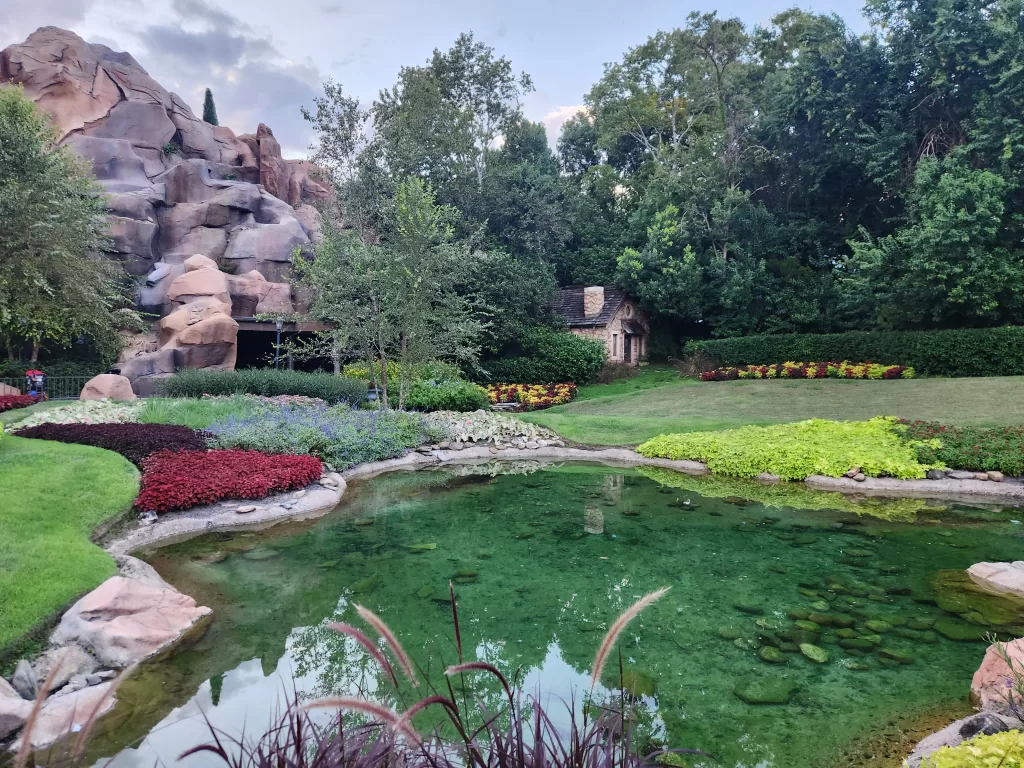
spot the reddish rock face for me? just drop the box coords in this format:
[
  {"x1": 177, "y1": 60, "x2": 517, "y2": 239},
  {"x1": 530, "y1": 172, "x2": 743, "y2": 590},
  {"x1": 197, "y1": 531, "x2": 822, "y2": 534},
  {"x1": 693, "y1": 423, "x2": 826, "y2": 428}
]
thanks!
[
  {"x1": 80, "y1": 374, "x2": 137, "y2": 401},
  {"x1": 970, "y1": 638, "x2": 1024, "y2": 713}
]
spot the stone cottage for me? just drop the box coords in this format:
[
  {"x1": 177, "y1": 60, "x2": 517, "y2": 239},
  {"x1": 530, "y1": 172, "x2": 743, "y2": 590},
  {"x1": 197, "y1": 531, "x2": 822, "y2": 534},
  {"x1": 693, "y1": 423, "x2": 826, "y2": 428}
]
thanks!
[{"x1": 553, "y1": 286, "x2": 650, "y2": 365}]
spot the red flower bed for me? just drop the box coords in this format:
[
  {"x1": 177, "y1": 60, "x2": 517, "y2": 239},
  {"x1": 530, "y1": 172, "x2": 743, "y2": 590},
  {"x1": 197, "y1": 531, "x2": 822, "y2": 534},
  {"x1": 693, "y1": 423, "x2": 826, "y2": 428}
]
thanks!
[
  {"x1": 0, "y1": 394, "x2": 38, "y2": 413},
  {"x1": 136, "y1": 449, "x2": 323, "y2": 513}
]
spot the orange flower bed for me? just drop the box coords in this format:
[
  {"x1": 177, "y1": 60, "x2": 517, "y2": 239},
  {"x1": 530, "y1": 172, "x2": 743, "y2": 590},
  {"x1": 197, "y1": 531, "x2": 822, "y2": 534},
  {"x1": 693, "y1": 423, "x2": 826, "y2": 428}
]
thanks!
[{"x1": 484, "y1": 383, "x2": 578, "y2": 411}]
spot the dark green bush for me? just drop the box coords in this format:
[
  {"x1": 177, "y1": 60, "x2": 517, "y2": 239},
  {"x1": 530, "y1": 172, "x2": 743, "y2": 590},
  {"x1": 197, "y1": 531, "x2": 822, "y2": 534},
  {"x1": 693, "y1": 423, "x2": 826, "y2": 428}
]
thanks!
[
  {"x1": 482, "y1": 329, "x2": 606, "y2": 384},
  {"x1": 684, "y1": 327, "x2": 1024, "y2": 377},
  {"x1": 159, "y1": 369, "x2": 367, "y2": 404},
  {"x1": 405, "y1": 380, "x2": 489, "y2": 412}
]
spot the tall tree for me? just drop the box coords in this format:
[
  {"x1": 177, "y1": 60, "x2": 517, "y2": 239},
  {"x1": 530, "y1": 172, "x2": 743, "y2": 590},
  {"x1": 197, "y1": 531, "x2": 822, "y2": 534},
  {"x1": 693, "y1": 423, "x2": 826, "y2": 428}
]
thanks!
[
  {"x1": 202, "y1": 88, "x2": 219, "y2": 126},
  {"x1": 0, "y1": 85, "x2": 135, "y2": 362}
]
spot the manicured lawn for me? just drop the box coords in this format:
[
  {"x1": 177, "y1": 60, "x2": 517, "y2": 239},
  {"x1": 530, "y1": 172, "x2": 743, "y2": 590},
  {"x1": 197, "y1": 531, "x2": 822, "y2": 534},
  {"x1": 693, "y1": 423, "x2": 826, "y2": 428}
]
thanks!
[
  {"x1": 0, "y1": 435, "x2": 139, "y2": 655},
  {"x1": 523, "y1": 376, "x2": 1024, "y2": 445}
]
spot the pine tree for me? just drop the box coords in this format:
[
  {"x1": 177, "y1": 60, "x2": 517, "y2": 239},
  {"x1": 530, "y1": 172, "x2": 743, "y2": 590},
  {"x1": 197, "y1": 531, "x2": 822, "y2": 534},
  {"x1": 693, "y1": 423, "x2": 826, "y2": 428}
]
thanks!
[{"x1": 202, "y1": 88, "x2": 218, "y2": 126}]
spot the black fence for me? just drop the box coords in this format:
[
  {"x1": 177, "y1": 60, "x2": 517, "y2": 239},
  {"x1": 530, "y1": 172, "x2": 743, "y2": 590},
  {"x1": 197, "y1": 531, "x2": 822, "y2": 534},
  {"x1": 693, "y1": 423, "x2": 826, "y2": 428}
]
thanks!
[{"x1": 0, "y1": 376, "x2": 95, "y2": 400}]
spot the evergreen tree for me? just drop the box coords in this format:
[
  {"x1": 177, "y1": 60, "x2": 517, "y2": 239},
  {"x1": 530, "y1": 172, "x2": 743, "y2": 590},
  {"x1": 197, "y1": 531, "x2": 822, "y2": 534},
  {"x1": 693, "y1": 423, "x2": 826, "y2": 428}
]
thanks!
[{"x1": 202, "y1": 88, "x2": 218, "y2": 126}]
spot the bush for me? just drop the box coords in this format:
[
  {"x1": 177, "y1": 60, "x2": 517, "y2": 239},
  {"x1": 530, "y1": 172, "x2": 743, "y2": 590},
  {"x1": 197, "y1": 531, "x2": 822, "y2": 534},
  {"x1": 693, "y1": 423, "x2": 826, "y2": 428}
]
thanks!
[
  {"x1": 422, "y1": 410, "x2": 557, "y2": 444},
  {"x1": 208, "y1": 404, "x2": 426, "y2": 470},
  {"x1": 636, "y1": 417, "x2": 939, "y2": 480},
  {"x1": 0, "y1": 395, "x2": 37, "y2": 413},
  {"x1": 685, "y1": 327, "x2": 1024, "y2": 377},
  {"x1": 483, "y1": 329, "x2": 605, "y2": 384},
  {"x1": 899, "y1": 420, "x2": 1024, "y2": 476},
  {"x1": 159, "y1": 369, "x2": 367, "y2": 404},
  {"x1": 14, "y1": 422, "x2": 208, "y2": 466},
  {"x1": 136, "y1": 449, "x2": 323, "y2": 512},
  {"x1": 484, "y1": 383, "x2": 578, "y2": 410},
  {"x1": 342, "y1": 360, "x2": 463, "y2": 385},
  {"x1": 15, "y1": 399, "x2": 142, "y2": 428},
  {"x1": 699, "y1": 361, "x2": 914, "y2": 381},
  {"x1": 918, "y1": 730, "x2": 1024, "y2": 767},
  {"x1": 405, "y1": 380, "x2": 490, "y2": 412}
]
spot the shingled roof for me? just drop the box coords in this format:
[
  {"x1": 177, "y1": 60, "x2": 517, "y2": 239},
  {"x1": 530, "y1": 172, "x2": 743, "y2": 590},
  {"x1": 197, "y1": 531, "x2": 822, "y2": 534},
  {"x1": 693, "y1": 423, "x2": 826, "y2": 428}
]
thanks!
[{"x1": 553, "y1": 286, "x2": 628, "y2": 328}]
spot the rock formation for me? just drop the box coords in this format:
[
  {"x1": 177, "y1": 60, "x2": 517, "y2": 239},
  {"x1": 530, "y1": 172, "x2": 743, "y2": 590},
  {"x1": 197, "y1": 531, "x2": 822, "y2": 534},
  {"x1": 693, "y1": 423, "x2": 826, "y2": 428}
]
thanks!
[{"x1": 0, "y1": 27, "x2": 327, "y2": 392}]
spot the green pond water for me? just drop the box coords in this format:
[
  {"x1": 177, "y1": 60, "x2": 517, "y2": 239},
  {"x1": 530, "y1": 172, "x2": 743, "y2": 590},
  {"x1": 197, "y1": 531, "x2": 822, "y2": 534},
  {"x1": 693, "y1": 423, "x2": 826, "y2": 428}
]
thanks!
[{"x1": 84, "y1": 462, "x2": 1024, "y2": 768}]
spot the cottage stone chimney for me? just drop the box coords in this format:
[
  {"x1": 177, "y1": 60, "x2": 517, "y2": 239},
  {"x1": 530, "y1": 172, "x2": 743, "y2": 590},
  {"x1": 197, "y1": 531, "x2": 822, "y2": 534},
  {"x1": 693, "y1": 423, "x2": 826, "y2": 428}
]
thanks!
[{"x1": 583, "y1": 286, "x2": 605, "y2": 317}]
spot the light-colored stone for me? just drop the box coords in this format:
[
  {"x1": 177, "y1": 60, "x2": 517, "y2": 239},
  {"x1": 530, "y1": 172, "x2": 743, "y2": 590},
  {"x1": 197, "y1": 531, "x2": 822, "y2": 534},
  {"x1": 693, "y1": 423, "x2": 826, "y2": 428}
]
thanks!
[
  {"x1": 904, "y1": 713, "x2": 1021, "y2": 767},
  {"x1": 165, "y1": 266, "x2": 230, "y2": 305},
  {"x1": 115, "y1": 554, "x2": 176, "y2": 591},
  {"x1": 988, "y1": 471, "x2": 1005, "y2": 482},
  {"x1": 975, "y1": 472, "x2": 990, "y2": 481},
  {"x1": 236, "y1": 505, "x2": 256, "y2": 514},
  {"x1": 948, "y1": 470, "x2": 977, "y2": 480},
  {"x1": 11, "y1": 661, "x2": 37, "y2": 700},
  {"x1": 852, "y1": 473, "x2": 866, "y2": 482},
  {"x1": 0, "y1": 697, "x2": 33, "y2": 741},
  {"x1": 50, "y1": 576, "x2": 211, "y2": 668},
  {"x1": 32, "y1": 646, "x2": 98, "y2": 692},
  {"x1": 0, "y1": 383, "x2": 19, "y2": 396},
  {"x1": 0, "y1": 677, "x2": 19, "y2": 700},
  {"x1": 254, "y1": 281, "x2": 294, "y2": 315},
  {"x1": 968, "y1": 561, "x2": 1024, "y2": 599},
  {"x1": 13, "y1": 682, "x2": 117, "y2": 751},
  {"x1": 80, "y1": 374, "x2": 137, "y2": 401},
  {"x1": 970, "y1": 638, "x2": 1024, "y2": 714},
  {"x1": 183, "y1": 253, "x2": 218, "y2": 272}
]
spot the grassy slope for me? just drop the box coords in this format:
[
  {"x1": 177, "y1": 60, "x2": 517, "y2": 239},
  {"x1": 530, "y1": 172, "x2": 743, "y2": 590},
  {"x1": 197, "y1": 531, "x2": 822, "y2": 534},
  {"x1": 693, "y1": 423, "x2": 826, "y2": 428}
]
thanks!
[
  {"x1": 523, "y1": 374, "x2": 1024, "y2": 445},
  {"x1": 0, "y1": 435, "x2": 139, "y2": 653}
]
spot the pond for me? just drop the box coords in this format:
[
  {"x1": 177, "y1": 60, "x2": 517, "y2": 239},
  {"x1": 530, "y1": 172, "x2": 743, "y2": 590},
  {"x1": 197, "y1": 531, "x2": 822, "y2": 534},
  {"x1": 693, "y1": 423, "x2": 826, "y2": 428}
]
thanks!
[{"x1": 83, "y1": 462, "x2": 1024, "y2": 768}]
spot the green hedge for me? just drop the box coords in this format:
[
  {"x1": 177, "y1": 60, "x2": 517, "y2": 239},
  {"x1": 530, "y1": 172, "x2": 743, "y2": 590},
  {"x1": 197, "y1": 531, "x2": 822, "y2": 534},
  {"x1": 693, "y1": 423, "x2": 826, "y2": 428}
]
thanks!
[
  {"x1": 684, "y1": 327, "x2": 1024, "y2": 377},
  {"x1": 482, "y1": 329, "x2": 606, "y2": 384},
  {"x1": 405, "y1": 380, "x2": 490, "y2": 412},
  {"x1": 158, "y1": 369, "x2": 367, "y2": 404}
]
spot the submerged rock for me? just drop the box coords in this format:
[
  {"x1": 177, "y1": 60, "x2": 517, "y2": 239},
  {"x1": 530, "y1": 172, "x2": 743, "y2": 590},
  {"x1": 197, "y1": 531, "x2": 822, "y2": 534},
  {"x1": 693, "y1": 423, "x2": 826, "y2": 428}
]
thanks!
[
  {"x1": 758, "y1": 646, "x2": 787, "y2": 664},
  {"x1": 933, "y1": 618, "x2": 987, "y2": 642},
  {"x1": 733, "y1": 675, "x2": 798, "y2": 705},
  {"x1": 799, "y1": 643, "x2": 829, "y2": 663},
  {"x1": 733, "y1": 602, "x2": 763, "y2": 615}
]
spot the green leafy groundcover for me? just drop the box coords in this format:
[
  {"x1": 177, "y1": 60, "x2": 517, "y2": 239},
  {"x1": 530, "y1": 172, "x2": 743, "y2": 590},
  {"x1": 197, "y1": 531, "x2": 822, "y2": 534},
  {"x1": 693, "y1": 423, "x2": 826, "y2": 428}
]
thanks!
[
  {"x1": 900, "y1": 420, "x2": 1024, "y2": 476},
  {"x1": 917, "y1": 729, "x2": 1024, "y2": 767},
  {"x1": 636, "y1": 417, "x2": 940, "y2": 480},
  {"x1": 636, "y1": 466, "x2": 932, "y2": 522}
]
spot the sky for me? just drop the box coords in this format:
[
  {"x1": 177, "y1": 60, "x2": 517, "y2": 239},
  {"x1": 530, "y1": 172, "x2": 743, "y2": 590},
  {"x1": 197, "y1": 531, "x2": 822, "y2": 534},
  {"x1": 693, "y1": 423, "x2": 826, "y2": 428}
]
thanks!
[{"x1": 0, "y1": 0, "x2": 870, "y2": 158}]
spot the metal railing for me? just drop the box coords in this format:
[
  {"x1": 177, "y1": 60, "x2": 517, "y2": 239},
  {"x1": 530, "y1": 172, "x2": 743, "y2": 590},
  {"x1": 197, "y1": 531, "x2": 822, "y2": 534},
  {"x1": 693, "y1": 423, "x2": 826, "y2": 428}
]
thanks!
[{"x1": 0, "y1": 376, "x2": 96, "y2": 400}]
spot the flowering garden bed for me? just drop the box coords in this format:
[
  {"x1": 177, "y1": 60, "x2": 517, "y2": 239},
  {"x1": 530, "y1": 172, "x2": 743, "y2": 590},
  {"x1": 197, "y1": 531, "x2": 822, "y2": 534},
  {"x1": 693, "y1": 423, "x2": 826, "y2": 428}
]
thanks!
[
  {"x1": 135, "y1": 449, "x2": 323, "y2": 513},
  {"x1": 14, "y1": 422, "x2": 209, "y2": 467},
  {"x1": 699, "y1": 361, "x2": 914, "y2": 381},
  {"x1": 484, "y1": 383, "x2": 578, "y2": 410},
  {"x1": 0, "y1": 394, "x2": 38, "y2": 413}
]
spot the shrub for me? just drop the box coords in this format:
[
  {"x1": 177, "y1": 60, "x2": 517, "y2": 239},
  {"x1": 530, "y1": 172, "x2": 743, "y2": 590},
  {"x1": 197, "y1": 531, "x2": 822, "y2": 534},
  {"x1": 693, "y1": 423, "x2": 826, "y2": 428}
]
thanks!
[
  {"x1": 485, "y1": 383, "x2": 578, "y2": 410},
  {"x1": 159, "y1": 369, "x2": 366, "y2": 405},
  {"x1": 15, "y1": 399, "x2": 142, "y2": 428},
  {"x1": 422, "y1": 410, "x2": 557, "y2": 444},
  {"x1": 899, "y1": 420, "x2": 1024, "y2": 476},
  {"x1": 342, "y1": 360, "x2": 463, "y2": 385},
  {"x1": 208, "y1": 404, "x2": 426, "y2": 470},
  {"x1": 14, "y1": 422, "x2": 208, "y2": 466},
  {"x1": 699, "y1": 361, "x2": 914, "y2": 381},
  {"x1": 136, "y1": 449, "x2": 323, "y2": 512},
  {"x1": 917, "y1": 730, "x2": 1024, "y2": 767},
  {"x1": 685, "y1": 327, "x2": 1024, "y2": 378},
  {"x1": 405, "y1": 380, "x2": 490, "y2": 412},
  {"x1": 0, "y1": 395, "x2": 37, "y2": 412},
  {"x1": 636, "y1": 417, "x2": 940, "y2": 480},
  {"x1": 483, "y1": 329, "x2": 605, "y2": 384}
]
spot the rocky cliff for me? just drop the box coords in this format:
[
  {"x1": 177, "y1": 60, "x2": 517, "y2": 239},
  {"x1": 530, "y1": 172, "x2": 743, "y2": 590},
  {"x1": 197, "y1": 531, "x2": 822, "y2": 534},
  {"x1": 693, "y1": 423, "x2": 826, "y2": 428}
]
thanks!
[{"x1": 0, "y1": 27, "x2": 329, "y2": 392}]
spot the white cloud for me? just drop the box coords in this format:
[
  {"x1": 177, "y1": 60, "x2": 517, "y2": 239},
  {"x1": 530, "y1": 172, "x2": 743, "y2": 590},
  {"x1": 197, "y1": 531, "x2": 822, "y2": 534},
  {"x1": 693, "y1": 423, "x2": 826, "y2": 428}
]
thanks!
[{"x1": 541, "y1": 104, "x2": 586, "y2": 150}]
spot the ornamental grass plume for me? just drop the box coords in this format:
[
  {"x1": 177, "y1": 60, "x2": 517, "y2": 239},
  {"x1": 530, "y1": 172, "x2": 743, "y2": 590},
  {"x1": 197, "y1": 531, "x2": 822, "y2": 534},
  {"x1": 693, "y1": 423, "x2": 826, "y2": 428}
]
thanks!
[
  {"x1": 590, "y1": 587, "x2": 671, "y2": 689},
  {"x1": 354, "y1": 604, "x2": 419, "y2": 686}
]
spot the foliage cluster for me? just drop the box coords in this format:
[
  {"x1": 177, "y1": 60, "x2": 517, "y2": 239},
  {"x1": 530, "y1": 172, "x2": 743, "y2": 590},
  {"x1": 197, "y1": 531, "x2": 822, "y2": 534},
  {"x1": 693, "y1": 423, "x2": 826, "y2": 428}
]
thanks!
[
  {"x1": 342, "y1": 360, "x2": 463, "y2": 385},
  {"x1": 485, "y1": 382, "x2": 578, "y2": 410},
  {"x1": 636, "y1": 417, "x2": 939, "y2": 480},
  {"x1": 482, "y1": 328, "x2": 606, "y2": 384},
  {"x1": 685, "y1": 327, "x2": 1024, "y2": 377},
  {"x1": 699, "y1": 361, "x2": 914, "y2": 381},
  {"x1": 207, "y1": 404, "x2": 426, "y2": 470},
  {"x1": 158, "y1": 369, "x2": 367, "y2": 405},
  {"x1": 404, "y1": 380, "x2": 490, "y2": 412},
  {"x1": 0, "y1": 395, "x2": 37, "y2": 413},
  {"x1": 421, "y1": 410, "x2": 557, "y2": 444},
  {"x1": 139, "y1": 395, "x2": 269, "y2": 430},
  {"x1": 15, "y1": 399, "x2": 142, "y2": 429},
  {"x1": 14, "y1": 422, "x2": 208, "y2": 467},
  {"x1": 899, "y1": 420, "x2": 1024, "y2": 476},
  {"x1": 0, "y1": 357, "x2": 108, "y2": 379},
  {"x1": 135, "y1": 449, "x2": 322, "y2": 513},
  {"x1": 917, "y1": 730, "x2": 1024, "y2": 767}
]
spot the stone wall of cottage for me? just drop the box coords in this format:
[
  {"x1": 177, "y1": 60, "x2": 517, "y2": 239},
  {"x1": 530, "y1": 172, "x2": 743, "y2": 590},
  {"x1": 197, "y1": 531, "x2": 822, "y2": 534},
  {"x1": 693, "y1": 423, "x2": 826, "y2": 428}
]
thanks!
[{"x1": 569, "y1": 301, "x2": 650, "y2": 365}]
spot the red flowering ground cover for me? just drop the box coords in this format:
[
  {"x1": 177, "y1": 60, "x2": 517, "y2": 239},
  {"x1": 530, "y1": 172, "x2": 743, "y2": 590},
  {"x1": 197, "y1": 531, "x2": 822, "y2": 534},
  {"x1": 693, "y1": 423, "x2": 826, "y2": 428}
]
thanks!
[
  {"x1": 136, "y1": 449, "x2": 323, "y2": 512},
  {"x1": 0, "y1": 394, "x2": 38, "y2": 412}
]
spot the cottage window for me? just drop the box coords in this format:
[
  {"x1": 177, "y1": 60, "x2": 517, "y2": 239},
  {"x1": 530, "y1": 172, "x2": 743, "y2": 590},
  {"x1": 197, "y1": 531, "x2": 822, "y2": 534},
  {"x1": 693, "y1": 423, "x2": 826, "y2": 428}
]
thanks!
[{"x1": 612, "y1": 334, "x2": 618, "y2": 356}]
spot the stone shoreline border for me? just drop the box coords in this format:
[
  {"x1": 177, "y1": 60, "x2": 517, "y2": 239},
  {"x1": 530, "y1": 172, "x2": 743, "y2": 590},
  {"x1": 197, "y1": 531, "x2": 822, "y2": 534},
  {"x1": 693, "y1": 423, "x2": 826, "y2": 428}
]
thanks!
[{"x1": 106, "y1": 444, "x2": 1024, "y2": 557}]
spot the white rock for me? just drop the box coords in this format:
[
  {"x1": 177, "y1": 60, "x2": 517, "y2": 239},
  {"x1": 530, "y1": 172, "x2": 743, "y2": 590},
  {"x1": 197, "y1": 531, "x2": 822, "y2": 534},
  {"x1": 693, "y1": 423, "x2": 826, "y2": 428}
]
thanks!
[
  {"x1": 0, "y1": 677, "x2": 19, "y2": 700},
  {"x1": 11, "y1": 660, "x2": 37, "y2": 700},
  {"x1": 0, "y1": 697, "x2": 32, "y2": 741},
  {"x1": 236, "y1": 505, "x2": 256, "y2": 514},
  {"x1": 32, "y1": 646, "x2": 98, "y2": 691},
  {"x1": 968, "y1": 561, "x2": 1024, "y2": 598},
  {"x1": 988, "y1": 471, "x2": 1006, "y2": 482},
  {"x1": 115, "y1": 554, "x2": 175, "y2": 591},
  {"x1": 293, "y1": 489, "x2": 307, "y2": 498},
  {"x1": 12, "y1": 683, "x2": 116, "y2": 751}
]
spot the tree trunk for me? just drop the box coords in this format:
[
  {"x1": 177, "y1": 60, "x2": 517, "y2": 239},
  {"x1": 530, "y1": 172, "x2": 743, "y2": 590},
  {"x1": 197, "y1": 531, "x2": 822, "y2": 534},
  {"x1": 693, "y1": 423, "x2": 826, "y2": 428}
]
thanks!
[
  {"x1": 332, "y1": 341, "x2": 340, "y2": 375},
  {"x1": 30, "y1": 341, "x2": 40, "y2": 363},
  {"x1": 397, "y1": 332, "x2": 407, "y2": 410},
  {"x1": 379, "y1": 351, "x2": 389, "y2": 409}
]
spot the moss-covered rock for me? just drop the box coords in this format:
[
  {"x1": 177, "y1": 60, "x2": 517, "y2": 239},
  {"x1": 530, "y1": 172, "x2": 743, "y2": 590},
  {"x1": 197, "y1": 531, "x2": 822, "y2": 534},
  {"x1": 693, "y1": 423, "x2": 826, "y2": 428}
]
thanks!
[{"x1": 733, "y1": 675, "x2": 799, "y2": 705}]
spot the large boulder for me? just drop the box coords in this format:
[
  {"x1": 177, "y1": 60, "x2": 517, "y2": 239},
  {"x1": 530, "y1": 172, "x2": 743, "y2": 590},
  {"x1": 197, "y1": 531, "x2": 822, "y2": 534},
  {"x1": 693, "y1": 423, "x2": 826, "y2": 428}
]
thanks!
[
  {"x1": 165, "y1": 264, "x2": 231, "y2": 306},
  {"x1": 969, "y1": 562, "x2": 1024, "y2": 599},
  {"x1": 970, "y1": 638, "x2": 1024, "y2": 713},
  {"x1": 32, "y1": 646, "x2": 99, "y2": 692},
  {"x1": 50, "y1": 576, "x2": 211, "y2": 668},
  {"x1": 12, "y1": 683, "x2": 117, "y2": 751},
  {"x1": 80, "y1": 374, "x2": 137, "y2": 401},
  {"x1": 64, "y1": 135, "x2": 150, "y2": 192},
  {"x1": 0, "y1": 697, "x2": 32, "y2": 741}
]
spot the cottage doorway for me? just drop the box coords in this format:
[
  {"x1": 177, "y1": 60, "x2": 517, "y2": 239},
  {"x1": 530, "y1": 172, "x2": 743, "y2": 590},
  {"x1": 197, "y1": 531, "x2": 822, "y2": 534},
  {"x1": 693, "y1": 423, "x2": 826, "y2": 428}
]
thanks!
[{"x1": 624, "y1": 334, "x2": 632, "y2": 363}]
